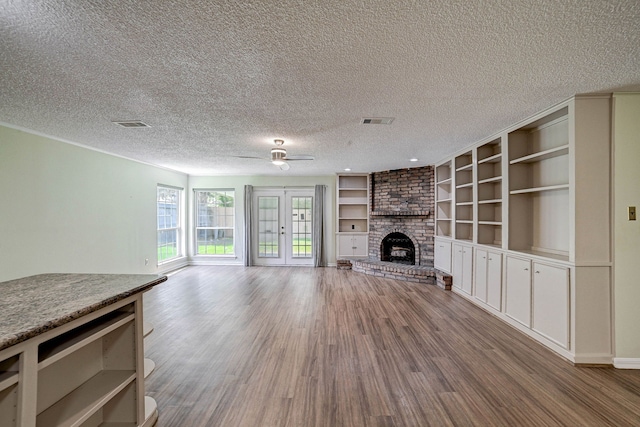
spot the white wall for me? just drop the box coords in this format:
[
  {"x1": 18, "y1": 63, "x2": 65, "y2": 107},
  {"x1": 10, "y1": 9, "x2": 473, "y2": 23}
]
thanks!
[
  {"x1": 613, "y1": 93, "x2": 640, "y2": 363},
  {"x1": 0, "y1": 125, "x2": 189, "y2": 282},
  {"x1": 188, "y1": 175, "x2": 337, "y2": 266}
]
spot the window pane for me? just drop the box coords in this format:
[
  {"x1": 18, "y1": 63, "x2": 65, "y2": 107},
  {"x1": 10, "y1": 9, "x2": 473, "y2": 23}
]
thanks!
[
  {"x1": 195, "y1": 190, "x2": 235, "y2": 255},
  {"x1": 258, "y1": 196, "x2": 279, "y2": 257},
  {"x1": 291, "y1": 196, "x2": 312, "y2": 258},
  {"x1": 157, "y1": 186, "x2": 182, "y2": 263}
]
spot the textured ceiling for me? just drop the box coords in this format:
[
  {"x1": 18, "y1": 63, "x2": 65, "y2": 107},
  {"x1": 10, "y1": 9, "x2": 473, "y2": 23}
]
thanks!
[{"x1": 1, "y1": 0, "x2": 639, "y2": 176}]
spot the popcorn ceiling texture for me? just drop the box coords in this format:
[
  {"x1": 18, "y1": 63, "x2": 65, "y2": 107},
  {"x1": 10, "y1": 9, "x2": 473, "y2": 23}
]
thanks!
[{"x1": 0, "y1": 1, "x2": 639, "y2": 175}]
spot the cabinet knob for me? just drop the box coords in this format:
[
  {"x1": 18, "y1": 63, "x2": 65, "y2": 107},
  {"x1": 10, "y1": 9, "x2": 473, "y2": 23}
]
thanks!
[
  {"x1": 482, "y1": 256, "x2": 486, "y2": 259},
  {"x1": 489, "y1": 258, "x2": 493, "y2": 261},
  {"x1": 535, "y1": 271, "x2": 540, "y2": 274},
  {"x1": 524, "y1": 268, "x2": 529, "y2": 271}
]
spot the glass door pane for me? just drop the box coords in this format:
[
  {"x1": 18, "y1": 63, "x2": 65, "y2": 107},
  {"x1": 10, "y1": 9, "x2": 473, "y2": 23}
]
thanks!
[
  {"x1": 291, "y1": 196, "x2": 313, "y2": 258},
  {"x1": 258, "y1": 196, "x2": 279, "y2": 258}
]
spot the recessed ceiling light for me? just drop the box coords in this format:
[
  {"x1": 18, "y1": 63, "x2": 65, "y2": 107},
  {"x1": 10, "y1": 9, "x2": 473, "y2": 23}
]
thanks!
[
  {"x1": 344, "y1": 168, "x2": 351, "y2": 171},
  {"x1": 409, "y1": 158, "x2": 418, "y2": 162}
]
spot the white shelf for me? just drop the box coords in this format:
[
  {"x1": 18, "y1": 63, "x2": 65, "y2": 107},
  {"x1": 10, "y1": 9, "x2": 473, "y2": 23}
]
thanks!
[
  {"x1": 456, "y1": 220, "x2": 473, "y2": 224},
  {"x1": 479, "y1": 221, "x2": 502, "y2": 225},
  {"x1": 38, "y1": 313, "x2": 134, "y2": 369},
  {"x1": 339, "y1": 186, "x2": 367, "y2": 191},
  {"x1": 456, "y1": 202, "x2": 473, "y2": 206},
  {"x1": 436, "y1": 218, "x2": 452, "y2": 221},
  {"x1": 510, "y1": 184, "x2": 569, "y2": 195},
  {"x1": 0, "y1": 371, "x2": 18, "y2": 391},
  {"x1": 478, "y1": 176, "x2": 502, "y2": 184},
  {"x1": 455, "y1": 182, "x2": 473, "y2": 189},
  {"x1": 143, "y1": 322, "x2": 154, "y2": 338},
  {"x1": 437, "y1": 198, "x2": 452, "y2": 203},
  {"x1": 478, "y1": 198, "x2": 502, "y2": 204},
  {"x1": 338, "y1": 198, "x2": 368, "y2": 204},
  {"x1": 144, "y1": 358, "x2": 155, "y2": 379},
  {"x1": 339, "y1": 216, "x2": 368, "y2": 220},
  {"x1": 478, "y1": 153, "x2": 502, "y2": 164},
  {"x1": 142, "y1": 396, "x2": 158, "y2": 427},
  {"x1": 437, "y1": 178, "x2": 452, "y2": 185},
  {"x1": 510, "y1": 144, "x2": 569, "y2": 165},
  {"x1": 455, "y1": 163, "x2": 473, "y2": 172},
  {"x1": 36, "y1": 370, "x2": 135, "y2": 427}
]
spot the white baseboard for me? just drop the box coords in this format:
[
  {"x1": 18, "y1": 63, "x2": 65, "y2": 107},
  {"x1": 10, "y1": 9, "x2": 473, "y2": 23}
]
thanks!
[
  {"x1": 573, "y1": 353, "x2": 613, "y2": 365},
  {"x1": 613, "y1": 358, "x2": 640, "y2": 369}
]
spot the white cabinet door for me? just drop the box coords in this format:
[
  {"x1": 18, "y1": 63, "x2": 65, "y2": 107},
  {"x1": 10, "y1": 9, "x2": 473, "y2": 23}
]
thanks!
[
  {"x1": 352, "y1": 234, "x2": 368, "y2": 257},
  {"x1": 337, "y1": 234, "x2": 368, "y2": 257},
  {"x1": 453, "y1": 243, "x2": 473, "y2": 294},
  {"x1": 337, "y1": 234, "x2": 354, "y2": 258},
  {"x1": 532, "y1": 262, "x2": 570, "y2": 348},
  {"x1": 434, "y1": 240, "x2": 452, "y2": 272},
  {"x1": 461, "y1": 246, "x2": 473, "y2": 294},
  {"x1": 505, "y1": 256, "x2": 531, "y2": 327},
  {"x1": 474, "y1": 249, "x2": 488, "y2": 303},
  {"x1": 452, "y1": 244, "x2": 464, "y2": 290},
  {"x1": 486, "y1": 251, "x2": 503, "y2": 311}
]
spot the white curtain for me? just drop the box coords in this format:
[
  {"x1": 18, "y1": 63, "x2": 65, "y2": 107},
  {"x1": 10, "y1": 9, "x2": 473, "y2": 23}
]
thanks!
[
  {"x1": 243, "y1": 185, "x2": 253, "y2": 266},
  {"x1": 313, "y1": 184, "x2": 326, "y2": 267}
]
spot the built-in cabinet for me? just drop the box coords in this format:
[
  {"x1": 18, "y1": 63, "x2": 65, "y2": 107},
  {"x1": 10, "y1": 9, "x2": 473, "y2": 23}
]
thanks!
[
  {"x1": 434, "y1": 95, "x2": 612, "y2": 365},
  {"x1": 474, "y1": 248, "x2": 502, "y2": 310},
  {"x1": 452, "y1": 243, "x2": 473, "y2": 294},
  {"x1": 434, "y1": 239, "x2": 452, "y2": 273},
  {"x1": 336, "y1": 174, "x2": 369, "y2": 258},
  {"x1": 0, "y1": 294, "x2": 153, "y2": 427}
]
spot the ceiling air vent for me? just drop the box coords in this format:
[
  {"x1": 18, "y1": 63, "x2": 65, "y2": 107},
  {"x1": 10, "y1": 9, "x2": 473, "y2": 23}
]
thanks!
[
  {"x1": 112, "y1": 120, "x2": 150, "y2": 128},
  {"x1": 361, "y1": 117, "x2": 394, "y2": 125}
]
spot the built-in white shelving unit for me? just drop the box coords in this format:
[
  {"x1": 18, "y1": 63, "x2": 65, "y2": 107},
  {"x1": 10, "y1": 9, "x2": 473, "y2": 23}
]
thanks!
[
  {"x1": 435, "y1": 162, "x2": 452, "y2": 238},
  {"x1": 336, "y1": 174, "x2": 370, "y2": 258},
  {"x1": 434, "y1": 95, "x2": 613, "y2": 365}
]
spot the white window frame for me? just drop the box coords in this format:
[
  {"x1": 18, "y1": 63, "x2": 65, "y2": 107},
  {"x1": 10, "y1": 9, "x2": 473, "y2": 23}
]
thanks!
[
  {"x1": 194, "y1": 189, "x2": 236, "y2": 257},
  {"x1": 157, "y1": 185, "x2": 184, "y2": 264}
]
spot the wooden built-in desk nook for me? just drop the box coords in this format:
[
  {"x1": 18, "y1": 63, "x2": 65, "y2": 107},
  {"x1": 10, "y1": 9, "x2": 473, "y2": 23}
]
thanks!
[{"x1": 0, "y1": 273, "x2": 167, "y2": 427}]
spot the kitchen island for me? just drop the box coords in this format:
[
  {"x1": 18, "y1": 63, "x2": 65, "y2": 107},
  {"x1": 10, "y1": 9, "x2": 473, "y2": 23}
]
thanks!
[{"x1": 0, "y1": 273, "x2": 167, "y2": 427}]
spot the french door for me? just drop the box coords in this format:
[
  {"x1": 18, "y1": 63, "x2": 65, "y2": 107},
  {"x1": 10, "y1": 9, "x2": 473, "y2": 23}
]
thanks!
[{"x1": 252, "y1": 188, "x2": 314, "y2": 266}]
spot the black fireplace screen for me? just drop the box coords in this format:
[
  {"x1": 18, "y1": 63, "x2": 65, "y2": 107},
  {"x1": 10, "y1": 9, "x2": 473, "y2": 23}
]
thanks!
[{"x1": 380, "y1": 232, "x2": 415, "y2": 265}]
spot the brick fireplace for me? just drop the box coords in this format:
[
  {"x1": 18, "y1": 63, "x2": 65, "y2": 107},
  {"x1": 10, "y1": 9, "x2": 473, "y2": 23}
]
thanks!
[
  {"x1": 368, "y1": 166, "x2": 435, "y2": 266},
  {"x1": 349, "y1": 165, "x2": 450, "y2": 288}
]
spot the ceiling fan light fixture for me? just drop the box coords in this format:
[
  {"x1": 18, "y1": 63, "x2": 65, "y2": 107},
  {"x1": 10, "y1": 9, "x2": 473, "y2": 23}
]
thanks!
[{"x1": 271, "y1": 146, "x2": 287, "y2": 165}]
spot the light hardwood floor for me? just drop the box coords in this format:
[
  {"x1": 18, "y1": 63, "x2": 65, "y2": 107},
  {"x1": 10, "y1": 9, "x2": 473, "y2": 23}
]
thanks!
[{"x1": 143, "y1": 266, "x2": 640, "y2": 426}]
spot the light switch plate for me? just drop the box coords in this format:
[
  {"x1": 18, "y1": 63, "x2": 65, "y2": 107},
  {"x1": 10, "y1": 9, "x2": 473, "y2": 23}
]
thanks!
[{"x1": 629, "y1": 206, "x2": 636, "y2": 221}]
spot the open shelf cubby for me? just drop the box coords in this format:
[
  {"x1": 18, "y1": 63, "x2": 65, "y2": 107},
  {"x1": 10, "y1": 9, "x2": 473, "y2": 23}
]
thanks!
[
  {"x1": 508, "y1": 106, "x2": 570, "y2": 257},
  {"x1": 36, "y1": 302, "x2": 138, "y2": 427}
]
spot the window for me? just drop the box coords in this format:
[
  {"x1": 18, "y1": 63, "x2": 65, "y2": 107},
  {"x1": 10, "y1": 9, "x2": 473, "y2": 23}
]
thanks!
[
  {"x1": 157, "y1": 185, "x2": 183, "y2": 263},
  {"x1": 195, "y1": 189, "x2": 235, "y2": 255}
]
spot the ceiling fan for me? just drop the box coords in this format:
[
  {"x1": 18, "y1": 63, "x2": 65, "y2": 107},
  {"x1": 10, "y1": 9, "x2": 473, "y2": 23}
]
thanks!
[{"x1": 235, "y1": 139, "x2": 314, "y2": 170}]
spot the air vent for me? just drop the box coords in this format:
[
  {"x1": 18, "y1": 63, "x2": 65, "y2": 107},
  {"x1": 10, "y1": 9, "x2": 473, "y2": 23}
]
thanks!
[
  {"x1": 112, "y1": 120, "x2": 150, "y2": 128},
  {"x1": 361, "y1": 117, "x2": 394, "y2": 125}
]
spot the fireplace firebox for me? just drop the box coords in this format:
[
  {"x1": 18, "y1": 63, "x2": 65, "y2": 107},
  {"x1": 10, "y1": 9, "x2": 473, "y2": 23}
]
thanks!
[{"x1": 380, "y1": 232, "x2": 415, "y2": 265}]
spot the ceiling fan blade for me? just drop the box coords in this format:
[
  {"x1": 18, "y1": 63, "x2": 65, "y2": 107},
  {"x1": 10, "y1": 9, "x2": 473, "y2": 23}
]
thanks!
[
  {"x1": 232, "y1": 155, "x2": 268, "y2": 160},
  {"x1": 283, "y1": 155, "x2": 314, "y2": 161},
  {"x1": 279, "y1": 162, "x2": 290, "y2": 171}
]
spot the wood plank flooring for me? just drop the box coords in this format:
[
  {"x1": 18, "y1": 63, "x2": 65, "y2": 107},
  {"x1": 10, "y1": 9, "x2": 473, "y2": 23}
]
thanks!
[{"x1": 143, "y1": 266, "x2": 640, "y2": 426}]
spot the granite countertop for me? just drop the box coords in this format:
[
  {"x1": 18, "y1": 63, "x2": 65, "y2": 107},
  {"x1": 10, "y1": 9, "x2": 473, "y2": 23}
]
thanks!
[{"x1": 0, "y1": 273, "x2": 167, "y2": 351}]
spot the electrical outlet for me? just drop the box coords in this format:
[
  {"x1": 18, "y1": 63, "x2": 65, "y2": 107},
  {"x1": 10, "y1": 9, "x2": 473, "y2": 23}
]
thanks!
[{"x1": 629, "y1": 206, "x2": 637, "y2": 221}]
